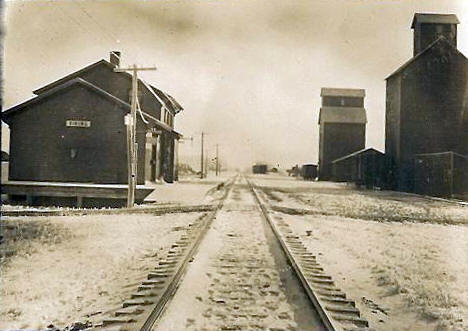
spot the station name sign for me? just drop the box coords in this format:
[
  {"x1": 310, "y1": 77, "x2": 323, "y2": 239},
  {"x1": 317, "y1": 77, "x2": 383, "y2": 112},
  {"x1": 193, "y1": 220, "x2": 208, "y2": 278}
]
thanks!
[{"x1": 66, "y1": 120, "x2": 91, "y2": 128}]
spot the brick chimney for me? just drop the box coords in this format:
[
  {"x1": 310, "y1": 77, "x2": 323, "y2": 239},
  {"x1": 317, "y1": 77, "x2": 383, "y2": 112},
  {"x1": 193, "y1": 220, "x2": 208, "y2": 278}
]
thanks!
[
  {"x1": 109, "y1": 51, "x2": 121, "y2": 67},
  {"x1": 411, "y1": 13, "x2": 459, "y2": 56}
]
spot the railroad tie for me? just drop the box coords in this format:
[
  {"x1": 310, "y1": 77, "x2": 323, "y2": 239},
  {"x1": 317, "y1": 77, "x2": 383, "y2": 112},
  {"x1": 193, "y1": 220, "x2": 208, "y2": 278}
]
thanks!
[
  {"x1": 331, "y1": 313, "x2": 369, "y2": 328},
  {"x1": 114, "y1": 307, "x2": 144, "y2": 316},
  {"x1": 101, "y1": 316, "x2": 136, "y2": 326},
  {"x1": 122, "y1": 298, "x2": 155, "y2": 308},
  {"x1": 131, "y1": 292, "x2": 160, "y2": 299}
]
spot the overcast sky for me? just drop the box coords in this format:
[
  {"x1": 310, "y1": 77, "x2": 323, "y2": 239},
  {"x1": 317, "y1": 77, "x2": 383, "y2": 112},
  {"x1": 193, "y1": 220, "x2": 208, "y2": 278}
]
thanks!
[{"x1": 2, "y1": 0, "x2": 468, "y2": 170}]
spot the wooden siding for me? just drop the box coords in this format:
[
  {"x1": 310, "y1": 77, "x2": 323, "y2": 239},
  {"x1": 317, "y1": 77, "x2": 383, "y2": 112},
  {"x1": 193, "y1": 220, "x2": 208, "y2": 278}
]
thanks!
[
  {"x1": 385, "y1": 75, "x2": 401, "y2": 190},
  {"x1": 9, "y1": 86, "x2": 126, "y2": 183},
  {"x1": 318, "y1": 123, "x2": 366, "y2": 180},
  {"x1": 414, "y1": 23, "x2": 457, "y2": 56},
  {"x1": 56, "y1": 62, "x2": 163, "y2": 120},
  {"x1": 332, "y1": 149, "x2": 385, "y2": 188},
  {"x1": 387, "y1": 43, "x2": 468, "y2": 192},
  {"x1": 322, "y1": 96, "x2": 364, "y2": 107},
  {"x1": 6, "y1": 85, "x2": 156, "y2": 185},
  {"x1": 414, "y1": 152, "x2": 468, "y2": 197}
]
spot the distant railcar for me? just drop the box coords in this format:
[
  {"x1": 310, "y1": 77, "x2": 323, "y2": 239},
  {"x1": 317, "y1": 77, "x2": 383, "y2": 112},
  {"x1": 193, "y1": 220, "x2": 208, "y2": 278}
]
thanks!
[
  {"x1": 301, "y1": 164, "x2": 317, "y2": 180},
  {"x1": 252, "y1": 164, "x2": 268, "y2": 174}
]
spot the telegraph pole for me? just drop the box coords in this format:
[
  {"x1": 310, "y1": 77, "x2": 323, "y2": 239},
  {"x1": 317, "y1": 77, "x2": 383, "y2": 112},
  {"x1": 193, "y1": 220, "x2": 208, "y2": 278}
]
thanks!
[
  {"x1": 114, "y1": 64, "x2": 156, "y2": 207},
  {"x1": 200, "y1": 132, "x2": 204, "y2": 179},
  {"x1": 215, "y1": 144, "x2": 219, "y2": 176}
]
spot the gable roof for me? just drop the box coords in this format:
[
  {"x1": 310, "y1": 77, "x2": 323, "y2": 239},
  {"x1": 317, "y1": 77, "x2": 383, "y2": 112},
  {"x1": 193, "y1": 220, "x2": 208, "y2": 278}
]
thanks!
[
  {"x1": 33, "y1": 60, "x2": 113, "y2": 95},
  {"x1": 2, "y1": 78, "x2": 177, "y2": 136},
  {"x1": 140, "y1": 79, "x2": 183, "y2": 115},
  {"x1": 32, "y1": 58, "x2": 183, "y2": 115},
  {"x1": 331, "y1": 148, "x2": 384, "y2": 164},
  {"x1": 321, "y1": 88, "x2": 365, "y2": 98},
  {"x1": 411, "y1": 13, "x2": 459, "y2": 28},
  {"x1": 318, "y1": 107, "x2": 367, "y2": 124},
  {"x1": 3, "y1": 78, "x2": 130, "y2": 123},
  {"x1": 385, "y1": 36, "x2": 467, "y2": 80}
]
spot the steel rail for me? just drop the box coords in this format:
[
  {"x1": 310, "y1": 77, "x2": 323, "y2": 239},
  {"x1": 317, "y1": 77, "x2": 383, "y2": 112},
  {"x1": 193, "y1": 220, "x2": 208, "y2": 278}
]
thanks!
[
  {"x1": 246, "y1": 176, "x2": 367, "y2": 331},
  {"x1": 138, "y1": 175, "x2": 238, "y2": 331}
]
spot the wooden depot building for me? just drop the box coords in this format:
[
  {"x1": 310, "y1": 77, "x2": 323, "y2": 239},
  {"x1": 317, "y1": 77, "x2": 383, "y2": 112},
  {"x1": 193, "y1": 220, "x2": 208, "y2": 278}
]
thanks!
[
  {"x1": 1, "y1": 52, "x2": 183, "y2": 207},
  {"x1": 318, "y1": 88, "x2": 367, "y2": 180},
  {"x1": 385, "y1": 13, "x2": 468, "y2": 193}
]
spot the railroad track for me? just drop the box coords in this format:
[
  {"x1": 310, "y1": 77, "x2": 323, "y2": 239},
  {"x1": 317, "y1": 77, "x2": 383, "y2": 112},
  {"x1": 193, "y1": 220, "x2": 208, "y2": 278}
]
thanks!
[
  {"x1": 91, "y1": 174, "x2": 368, "y2": 331},
  {"x1": 247, "y1": 176, "x2": 369, "y2": 331},
  {"x1": 90, "y1": 175, "x2": 238, "y2": 331}
]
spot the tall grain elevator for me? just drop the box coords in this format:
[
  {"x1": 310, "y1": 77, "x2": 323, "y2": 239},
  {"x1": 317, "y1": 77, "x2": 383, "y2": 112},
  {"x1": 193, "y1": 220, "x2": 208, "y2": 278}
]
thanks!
[
  {"x1": 318, "y1": 88, "x2": 367, "y2": 180},
  {"x1": 385, "y1": 13, "x2": 468, "y2": 192}
]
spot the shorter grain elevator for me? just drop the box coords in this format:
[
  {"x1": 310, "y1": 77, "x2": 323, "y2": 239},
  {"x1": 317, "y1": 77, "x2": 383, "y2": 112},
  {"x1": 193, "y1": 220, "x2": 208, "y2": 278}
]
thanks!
[{"x1": 318, "y1": 88, "x2": 367, "y2": 180}]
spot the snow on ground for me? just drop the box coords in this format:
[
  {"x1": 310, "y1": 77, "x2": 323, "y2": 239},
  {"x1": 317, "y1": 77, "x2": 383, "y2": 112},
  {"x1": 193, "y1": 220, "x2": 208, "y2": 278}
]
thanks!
[
  {"x1": 143, "y1": 172, "x2": 235, "y2": 205},
  {"x1": 278, "y1": 213, "x2": 468, "y2": 331},
  {"x1": 251, "y1": 174, "x2": 468, "y2": 225},
  {"x1": 154, "y1": 176, "x2": 324, "y2": 331},
  {"x1": 250, "y1": 174, "x2": 468, "y2": 330},
  {"x1": 0, "y1": 212, "x2": 204, "y2": 330},
  {"x1": 1, "y1": 172, "x2": 235, "y2": 212}
]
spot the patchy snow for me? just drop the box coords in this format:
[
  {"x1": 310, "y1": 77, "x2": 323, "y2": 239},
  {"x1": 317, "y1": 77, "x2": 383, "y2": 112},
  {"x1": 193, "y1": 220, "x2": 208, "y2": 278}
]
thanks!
[
  {"x1": 154, "y1": 176, "x2": 324, "y2": 331},
  {"x1": 251, "y1": 174, "x2": 468, "y2": 225},
  {"x1": 143, "y1": 172, "x2": 235, "y2": 205},
  {"x1": 277, "y1": 213, "x2": 468, "y2": 330},
  {"x1": 1, "y1": 204, "x2": 78, "y2": 212},
  {"x1": 0, "y1": 212, "x2": 204, "y2": 330},
  {"x1": 1, "y1": 173, "x2": 234, "y2": 212},
  {"x1": 250, "y1": 174, "x2": 468, "y2": 330}
]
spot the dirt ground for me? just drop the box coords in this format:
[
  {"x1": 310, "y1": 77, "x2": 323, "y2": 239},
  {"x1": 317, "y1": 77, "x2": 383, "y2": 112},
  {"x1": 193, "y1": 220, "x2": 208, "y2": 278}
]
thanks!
[{"x1": 252, "y1": 174, "x2": 468, "y2": 331}]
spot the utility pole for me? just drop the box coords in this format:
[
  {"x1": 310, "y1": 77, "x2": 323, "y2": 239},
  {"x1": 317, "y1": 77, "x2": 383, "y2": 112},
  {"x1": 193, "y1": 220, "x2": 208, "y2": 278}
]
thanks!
[
  {"x1": 176, "y1": 136, "x2": 193, "y2": 181},
  {"x1": 114, "y1": 64, "x2": 156, "y2": 207},
  {"x1": 200, "y1": 132, "x2": 204, "y2": 179},
  {"x1": 215, "y1": 144, "x2": 219, "y2": 176}
]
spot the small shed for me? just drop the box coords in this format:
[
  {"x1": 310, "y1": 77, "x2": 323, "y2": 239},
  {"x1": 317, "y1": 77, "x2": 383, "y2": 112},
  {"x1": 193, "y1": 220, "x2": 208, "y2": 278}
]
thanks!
[
  {"x1": 331, "y1": 148, "x2": 385, "y2": 188},
  {"x1": 252, "y1": 164, "x2": 268, "y2": 174},
  {"x1": 301, "y1": 164, "x2": 317, "y2": 180},
  {"x1": 414, "y1": 151, "x2": 468, "y2": 198}
]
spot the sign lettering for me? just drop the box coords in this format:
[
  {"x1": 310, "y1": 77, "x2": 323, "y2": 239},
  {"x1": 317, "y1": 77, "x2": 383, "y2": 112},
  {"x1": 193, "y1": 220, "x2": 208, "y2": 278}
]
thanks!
[{"x1": 66, "y1": 120, "x2": 91, "y2": 128}]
